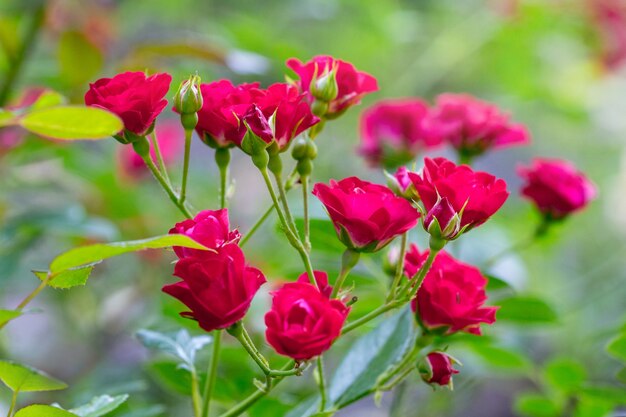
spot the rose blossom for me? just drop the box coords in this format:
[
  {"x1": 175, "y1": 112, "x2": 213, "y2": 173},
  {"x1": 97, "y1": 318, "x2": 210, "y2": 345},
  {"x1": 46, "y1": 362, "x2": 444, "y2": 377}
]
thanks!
[
  {"x1": 85, "y1": 71, "x2": 172, "y2": 136},
  {"x1": 169, "y1": 209, "x2": 241, "y2": 259},
  {"x1": 359, "y1": 99, "x2": 441, "y2": 168},
  {"x1": 408, "y1": 157, "x2": 509, "y2": 234},
  {"x1": 518, "y1": 158, "x2": 597, "y2": 219},
  {"x1": 117, "y1": 119, "x2": 182, "y2": 180},
  {"x1": 419, "y1": 351, "x2": 460, "y2": 387},
  {"x1": 265, "y1": 271, "x2": 349, "y2": 360},
  {"x1": 404, "y1": 245, "x2": 498, "y2": 335},
  {"x1": 287, "y1": 55, "x2": 378, "y2": 117},
  {"x1": 428, "y1": 93, "x2": 529, "y2": 158},
  {"x1": 313, "y1": 177, "x2": 420, "y2": 252},
  {"x1": 163, "y1": 243, "x2": 266, "y2": 332},
  {"x1": 193, "y1": 80, "x2": 265, "y2": 148}
]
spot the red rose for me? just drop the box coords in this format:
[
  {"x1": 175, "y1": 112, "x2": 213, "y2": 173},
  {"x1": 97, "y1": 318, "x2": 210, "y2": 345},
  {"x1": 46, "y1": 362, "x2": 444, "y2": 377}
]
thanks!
[
  {"x1": 359, "y1": 99, "x2": 441, "y2": 168},
  {"x1": 117, "y1": 119, "x2": 182, "y2": 180},
  {"x1": 85, "y1": 71, "x2": 172, "y2": 135},
  {"x1": 518, "y1": 158, "x2": 597, "y2": 219},
  {"x1": 287, "y1": 55, "x2": 378, "y2": 117},
  {"x1": 169, "y1": 209, "x2": 241, "y2": 258},
  {"x1": 256, "y1": 83, "x2": 320, "y2": 150},
  {"x1": 419, "y1": 351, "x2": 460, "y2": 387},
  {"x1": 408, "y1": 157, "x2": 508, "y2": 233},
  {"x1": 264, "y1": 271, "x2": 349, "y2": 360},
  {"x1": 163, "y1": 244, "x2": 266, "y2": 332},
  {"x1": 429, "y1": 94, "x2": 529, "y2": 158},
  {"x1": 313, "y1": 177, "x2": 420, "y2": 252},
  {"x1": 405, "y1": 245, "x2": 498, "y2": 335},
  {"x1": 194, "y1": 80, "x2": 265, "y2": 148}
]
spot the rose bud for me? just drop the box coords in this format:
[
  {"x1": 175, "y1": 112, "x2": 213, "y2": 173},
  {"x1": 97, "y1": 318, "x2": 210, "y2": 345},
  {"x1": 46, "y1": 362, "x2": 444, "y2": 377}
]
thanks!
[
  {"x1": 169, "y1": 209, "x2": 241, "y2": 259},
  {"x1": 404, "y1": 245, "x2": 498, "y2": 335},
  {"x1": 163, "y1": 244, "x2": 266, "y2": 332},
  {"x1": 408, "y1": 157, "x2": 509, "y2": 236},
  {"x1": 85, "y1": 71, "x2": 172, "y2": 138},
  {"x1": 418, "y1": 351, "x2": 460, "y2": 388},
  {"x1": 240, "y1": 104, "x2": 274, "y2": 157},
  {"x1": 174, "y1": 74, "x2": 203, "y2": 129},
  {"x1": 287, "y1": 55, "x2": 378, "y2": 118},
  {"x1": 359, "y1": 99, "x2": 442, "y2": 169},
  {"x1": 385, "y1": 166, "x2": 418, "y2": 200},
  {"x1": 312, "y1": 177, "x2": 421, "y2": 252},
  {"x1": 423, "y1": 197, "x2": 461, "y2": 241},
  {"x1": 518, "y1": 158, "x2": 597, "y2": 220},
  {"x1": 428, "y1": 93, "x2": 529, "y2": 159},
  {"x1": 193, "y1": 80, "x2": 265, "y2": 148},
  {"x1": 264, "y1": 271, "x2": 350, "y2": 360},
  {"x1": 117, "y1": 119, "x2": 182, "y2": 181}
]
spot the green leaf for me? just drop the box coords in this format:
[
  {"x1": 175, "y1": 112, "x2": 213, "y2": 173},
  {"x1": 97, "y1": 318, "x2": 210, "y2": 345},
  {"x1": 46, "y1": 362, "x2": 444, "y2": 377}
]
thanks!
[
  {"x1": 606, "y1": 333, "x2": 626, "y2": 363},
  {"x1": 14, "y1": 405, "x2": 78, "y2": 417},
  {"x1": 0, "y1": 309, "x2": 22, "y2": 327},
  {"x1": 33, "y1": 263, "x2": 98, "y2": 289},
  {"x1": 58, "y1": 31, "x2": 103, "y2": 86},
  {"x1": 146, "y1": 360, "x2": 193, "y2": 395},
  {"x1": 287, "y1": 309, "x2": 415, "y2": 417},
  {"x1": 49, "y1": 235, "x2": 210, "y2": 273},
  {"x1": 580, "y1": 384, "x2": 626, "y2": 404},
  {"x1": 136, "y1": 329, "x2": 212, "y2": 371},
  {"x1": 495, "y1": 295, "x2": 558, "y2": 324},
  {"x1": 468, "y1": 345, "x2": 531, "y2": 372},
  {"x1": 69, "y1": 394, "x2": 129, "y2": 417},
  {"x1": 544, "y1": 358, "x2": 586, "y2": 392},
  {"x1": 0, "y1": 109, "x2": 15, "y2": 127},
  {"x1": 514, "y1": 394, "x2": 561, "y2": 417},
  {"x1": 19, "y1": 106, "x2": 122, "y2": 140},
  {"x1": 484, "y1": 274, "x2": 514, "y2": 292},
  {"x1": 293, "y1": 218, "x2": 344, "y2": 253},
  {"x1": 0, "y1": 360, "x2": 67, "y2": 392},
  {"x1": 617, "y1": 367, "x2": 626, "y2": 384},
  {"x1": 30, "y1": 90, "x2": 67, "y2": 111}
]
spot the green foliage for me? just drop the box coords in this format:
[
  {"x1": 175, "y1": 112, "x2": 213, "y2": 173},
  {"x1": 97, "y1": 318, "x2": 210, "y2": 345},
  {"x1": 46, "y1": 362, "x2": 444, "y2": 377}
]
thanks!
[
  {"x1": 0, "y1": 309, "x2": 22, "y2": 327},
  {"x1": 136, "y1": 329, "x2": 212, "y2": 372},
  {"x1": 544, "y1": 358, "x2": 586, "y2": 392},
  {"x1": 18, "y1": 106, "x2": 123, "y2": 140},
  {"x1": 58, "y1": 31, "x2": 103, "y2": 86},
  {"x1": 33, "y1": 263, "x2": 98, "y2": 289},
  {"x1": 495, "y1": 295, "x2": 558, "y2": 324},
  {"x1": 68, "y1": 394, "x2": 129, "y2": 417},
  {"x1": 467, "y1": 344, "x2": 531, "y2": 372},
  {"x1": 14, "y1": 405, "x2": 78, "y2": 417},
  {"x1": 514, "y1": 394, "x2": 561, "y2": 417},
  {"x1": 0, "y1": 360, "x2": 67, "y2": 393},
  {"x1": 606, "y1": 333, "x2": 626, "y2": 363},
  {"x1": 293, "y1": 218, "x2": 344, "y2": 254}
]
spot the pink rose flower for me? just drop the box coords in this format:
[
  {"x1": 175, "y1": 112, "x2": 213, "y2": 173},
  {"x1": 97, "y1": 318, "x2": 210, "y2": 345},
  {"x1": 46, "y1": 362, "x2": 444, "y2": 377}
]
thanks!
[{"x1": 169, "y1": 209, "x2": 241, "y2": 259}]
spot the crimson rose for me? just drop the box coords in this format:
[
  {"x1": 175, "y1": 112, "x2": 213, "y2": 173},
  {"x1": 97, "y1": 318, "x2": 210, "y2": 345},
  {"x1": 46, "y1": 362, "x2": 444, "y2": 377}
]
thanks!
[{"x1": 169, "y1": 209, "x2": 241, "y2": 259}]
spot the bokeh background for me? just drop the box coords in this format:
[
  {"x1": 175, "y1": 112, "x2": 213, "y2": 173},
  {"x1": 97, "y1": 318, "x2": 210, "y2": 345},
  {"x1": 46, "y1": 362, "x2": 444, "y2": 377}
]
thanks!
[{"x1": 1, "y1": 0, "x2": 626, "y2": 416}]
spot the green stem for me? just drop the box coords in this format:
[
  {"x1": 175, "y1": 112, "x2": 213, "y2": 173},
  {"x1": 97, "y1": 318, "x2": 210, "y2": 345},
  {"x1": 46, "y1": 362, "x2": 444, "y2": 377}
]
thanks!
[
  {"x1": 387, "y1": 233, "x2": 408, "y2": 302},
  {"x1": 301, "y1": 175, "x2": 311, "y2": 252},
  {"x1": 457, "y1": 152, "x2": 473, "y2": 166},
  {"x1": 404, "y1": 249, "x2": 440, "y2": 301},
  {"x1": 0, "y1": 272, "x2": 53, "y2": 332},
  {"x1": 378, "y1": 367, "x2": 414, "y2": 392},
  {"x1": 331, "y1": 249, "x2": 360, "y2": 299},
  {"x1": 259, "y1": 168, "x2": 316, "y2": 287},
  {"x1": 341, "y1": 301, "x2": 402, "y2": 335},
  {"x1": 239, "y1": 205, "x2": 274, "y2": 247},
  {"x1": 482, "y1": 218, "x2": 549, "y2": 268},
  {"x1": 274, "y1": 171, "x2": 298, "y2": 236},
  {"x1": 316, "y1": 356, "x2": 327, "y2": 412},
  {"x1": 6, "y1": 390, "x2": 17, "y2": 417},
  {"x1": 201, "y1": 330, "x2": 222, "y2": 417},
  {"x1": 179, "y1": 128, "x2": 193, "y2": 205},
  {"x1": 149, "y1": 132, "x2": 171, "y2": 185},
  {"x1": 235, "y1": 329, "x2": 271, "y2": 375},
  {"x1": 142, "y1": 155, "x2": 193, "y2": 219},
  {"x1": 191, "y1": 369, "x2": 203, "y2": 417},
  {"x1": 0, "y1": 4, "x2": 45, "y2": 106}
]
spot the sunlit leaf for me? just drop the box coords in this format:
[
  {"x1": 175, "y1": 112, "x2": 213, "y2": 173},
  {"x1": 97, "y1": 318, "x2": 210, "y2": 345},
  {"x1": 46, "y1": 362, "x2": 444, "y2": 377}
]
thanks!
[
  {"x1": 495, "y1": 296, "x2": 558, "y2": 324},
  {"x1": 544, "y1": 357, "x2": 586, "y2": 392},
  {"x1": 19, "y1": 106, "x2": 122, "y2": 140},
  {"x1": 606, "y1": 333, "x2": 626, "y2": 363},
  {"x1": 33, "y1": 263, "x2": 98, "y2": 289},
  {"x1": 14, "y1": 405, "x2": 77, "y2": 417},
  {"x1": 69, "y1": 394, "x2": 129, "y2": 417},
  {"x1": 0, "y1": 360, "x2": 67, "y2": 392},
  {"x1": 468, "y1": 344, "x2": 531, "y2": 372},
  {"x1": 30, "y1": 90, "x2": 67, "y2": 111},
  {"x1": 514, "y1": 393, "x2": 561, "y2": 417},
  {"x1": 0, "y1": 309, "x2": 22, "y2": 327}
]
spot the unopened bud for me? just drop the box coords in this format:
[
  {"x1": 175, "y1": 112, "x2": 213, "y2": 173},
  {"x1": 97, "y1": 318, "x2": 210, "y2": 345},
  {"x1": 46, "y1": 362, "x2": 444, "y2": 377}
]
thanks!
[
  {"x1": 311, "y1": 68, "x2": 338, "y2": 103},
  {"x1": 174, "y1": 74, "x2": 203, "y2": 116},
  {"x1": 424, "y1": 197, "x2": 461, "y2": 241},
  {"x1": 418, "y1": 351, "x2": 460, "y2": 389}
]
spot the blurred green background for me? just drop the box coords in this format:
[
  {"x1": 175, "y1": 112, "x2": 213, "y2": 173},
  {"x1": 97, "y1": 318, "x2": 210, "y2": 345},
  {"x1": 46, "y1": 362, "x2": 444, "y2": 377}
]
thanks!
[{"x1": 1, "y1": 0, "x2": 625, "y2": 416}]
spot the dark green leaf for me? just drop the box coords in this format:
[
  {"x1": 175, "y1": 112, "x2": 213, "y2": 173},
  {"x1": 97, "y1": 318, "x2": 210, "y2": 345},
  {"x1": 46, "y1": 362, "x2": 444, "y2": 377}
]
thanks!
[
  {"x1": 33, "y1": 263, "x2": 98, "y2": 289},
  {"x1": 544, "y1": 358, "x2": 586, "y2": 392},
  {"x1": 14, "y1": 405, "x2": 78, "y2": 417},
  {"x1": 19, "y1": 106, "x2": 123, "y2": 140},
  {"x1": 0, "y1": 360, "x2": 67, "y2": 392},
  {"x1": 606, "y1": 333, "x2": 626, "y2": 363},
  {"x1": 514, "y1": 394, "x2": 561, "y2": 417},
  {"x1": 495, "y1": 296, "x2": 558, "y2": 324},
  {"x1": 49, "y1": 235, "x2": 210, "y2": 273},
  {"x1": 69, "y1": 394, "x2": 129, "y2": 417}
]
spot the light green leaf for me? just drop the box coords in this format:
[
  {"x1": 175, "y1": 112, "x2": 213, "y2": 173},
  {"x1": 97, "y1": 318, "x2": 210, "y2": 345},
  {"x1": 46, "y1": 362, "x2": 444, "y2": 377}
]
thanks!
[
  {"x1": 606, "y1": 333, "x2": 626, "y2": 363},
  {"x1": 69, "y1": 394, "x2": 129, "y2": 417},
  {"x1": 514, "y1": 394, "x2": 561, "y2": 417},
  {"x1": 617, "y1": 367, "x2": 626, "y2": 384},
  {"x1": 49, "y1": 235, "x2": 210, "y2": 273},
  {"x1": 495, "y1": 295, "x2": 558, "y2": 324},
  {"x1": 484, "y1": 274, "x2": 514, "y2": 292},
  {"x1": 468, "y1": 345, "x2": 531, "y2": 372},
  {"x1": 137, "y1": 329, "x2": 212, "y2": 371},
  {"x1": 58, "y1": 31, "x2": 103, "y2": 86},
  {"x1": 30, "y1": 90, "x2": 67, "y2": 111},
  {"x1": 33, "y1": 263, "x2": 98, "y2": 289},
  {"x1": 0, "y1": 109, "x2": 15, "y2": 127},
  {"x1": 580, "y1": 384, "x2": 626, "y2": 404},
  {"x1": 0, "y1": 309, "x2": 22, "y2": 327},
  {"x1": 14, "y1": 405, "x2": 78, "y2": 417},
  {"x1": 287, "y1": 309, "x2": 415, "y2": 417},
  {"x1": 544, "y1": 358, "x2": 586, "y2": 392},
  {"x1": 0, "y1": 360, "x2": 67, "y2": 392},
  {"x1": 19, "y1": 106, "x2": 122, "y2": 140}
]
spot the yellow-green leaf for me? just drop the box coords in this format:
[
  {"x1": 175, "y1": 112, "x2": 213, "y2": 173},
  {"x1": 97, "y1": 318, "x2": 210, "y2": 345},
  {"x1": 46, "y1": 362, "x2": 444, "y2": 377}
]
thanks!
[
  {"x1": 14, "y1": 405, "x2": 78, "y2": 417},
  {"x1": 0, "y1": 360, "x2": 67, "y2": 393},
  {"x1": 19, "y1": 106, "x2": 122, "y2": 140}
]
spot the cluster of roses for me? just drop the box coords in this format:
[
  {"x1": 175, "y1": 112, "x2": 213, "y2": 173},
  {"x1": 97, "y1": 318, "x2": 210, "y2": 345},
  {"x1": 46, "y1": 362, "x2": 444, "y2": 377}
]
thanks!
[{"x1": 84, "y1": 54, "x2": 597, "y2": 390}]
